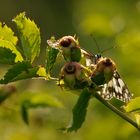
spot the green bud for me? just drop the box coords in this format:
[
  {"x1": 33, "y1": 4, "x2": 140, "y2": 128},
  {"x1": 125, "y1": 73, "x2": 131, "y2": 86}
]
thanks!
[
  {"x1": 59, "y1": 36, "x2": 81, "y2": 62},
  {"x1": 91, "y1": 57, "x2": 116, "y2": 85},
  {"x1": 59, "y1": 62, "x2": 91, "y2": 89},
  {"x1": 91, "y1": 72, "x2": 105, "y2": 85},
  {"x1": 47, "y1": 36, "x2": 82, "y2": 62}
]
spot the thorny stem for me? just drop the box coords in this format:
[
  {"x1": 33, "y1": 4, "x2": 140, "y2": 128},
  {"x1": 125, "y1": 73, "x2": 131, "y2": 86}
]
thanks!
[{"x1": 94, "y1": 92, "x2": 140, "y2": 131}]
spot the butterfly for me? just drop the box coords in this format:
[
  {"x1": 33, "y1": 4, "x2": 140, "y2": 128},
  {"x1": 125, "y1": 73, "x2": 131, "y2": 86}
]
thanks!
[{"x1": 91, "y1": 55, "x2": 133, "y2": 103}]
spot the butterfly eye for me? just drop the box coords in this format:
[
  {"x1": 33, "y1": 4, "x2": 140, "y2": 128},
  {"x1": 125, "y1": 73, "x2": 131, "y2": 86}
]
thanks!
[
  {"x1": 94, "y1": 54, "x2": 102, "y2": 64},
  {"x1": 60, "y1": 38, "x2": 71, "y2": 47},
  {"x1": 96, "y1": 54, "x2": 102, "y2": 59},
  {"x1": 65, "y1": 64, "x2": 76, "y2": 74}
]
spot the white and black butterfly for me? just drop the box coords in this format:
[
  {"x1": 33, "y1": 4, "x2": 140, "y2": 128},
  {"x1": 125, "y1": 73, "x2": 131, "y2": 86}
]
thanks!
[
  {"x1": 87, "y1": 53, "x2": 133, "y2": 103},
  {"x1": 97, "y1": 70, "x2": 133, "y2": 103}
]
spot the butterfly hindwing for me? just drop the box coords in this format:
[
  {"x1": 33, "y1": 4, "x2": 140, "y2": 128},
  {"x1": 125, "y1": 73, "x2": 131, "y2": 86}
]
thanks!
[
  {"x1": 112, "y1": 71, "x2": 132, "y2": 102},
  {"x1": 98, "y1": 71, "x2": 132, "y2": 103}
]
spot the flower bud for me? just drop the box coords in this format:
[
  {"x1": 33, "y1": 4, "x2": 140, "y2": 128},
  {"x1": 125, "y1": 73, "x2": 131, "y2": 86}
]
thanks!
[
  {"x1": 91, "y1": 57, "x2": 116, "y2": 85},
  {"x1": 59, "y1": 62, "x2": 91, "y2": 89}
]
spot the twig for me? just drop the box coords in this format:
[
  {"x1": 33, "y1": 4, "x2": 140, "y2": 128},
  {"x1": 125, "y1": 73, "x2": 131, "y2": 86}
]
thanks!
[{"x1": 94, "y1": 92, "x2": 140, "y2": 131}]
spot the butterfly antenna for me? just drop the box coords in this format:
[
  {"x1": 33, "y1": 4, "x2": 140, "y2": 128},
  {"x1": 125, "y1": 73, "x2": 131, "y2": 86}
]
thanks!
[
  {"x1": 90, "y1": 33, "x2": 101, "y2": 53},
  {"x1": 101, "y1": 41, "x2": 117, "y2": 54},
  {"x1": 100, "y1": 46, "x2": 115, "y2": 54}
]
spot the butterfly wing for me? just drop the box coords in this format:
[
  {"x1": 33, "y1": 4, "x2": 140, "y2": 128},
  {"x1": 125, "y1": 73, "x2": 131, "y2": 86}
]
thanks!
[
  {"x1": 47, "y1": 39, "x2": 60, "y2": 50},
  {"x1": 98, "y1": 80, "x2": 114, "y2": 100},
  {"x1": 98, "y1": 71, "x2": 132, "y2": 103},
  {"x1": 81, "y1": 49, "x2": 95, "y2": 66}
]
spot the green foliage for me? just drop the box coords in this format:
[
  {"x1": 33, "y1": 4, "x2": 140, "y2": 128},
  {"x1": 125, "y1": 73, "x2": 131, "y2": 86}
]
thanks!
[
  {"x1": 21, "y1": 100, "x2": 30, "y2": 124},
  {"x1": 0, "y1": 1, "x2": 140, "y2": 139},
  {"x1": 0, "y1": 23, "x2": 23, "y2": 63},
  {"x1": 0, "y1": 48, "x2": 16, "y2": 64},
  {"x1": 0, "y1": 61, "x2": 33, "y2": 84},
  {"x1": 71, "y1": 47, "x2": 81, "y2": 62},
  {"x1": 0, "y1": 11, "x2": 140, "y2": 137},
  {"x1": 21, "y1": 93, "x2": 63, "y2": 124},
  {"x1": 13, "y1": 12, "x2": 41, "y2": 63},
  {"x1": 66, "y1": 88, "x2": 91, "y2": 132},
  {"x1": 46, "y1": 40, "x2": 59, "y2": 75},
  {"x1": 0, "y1": 13, "x2": 46, "y2": 84}
]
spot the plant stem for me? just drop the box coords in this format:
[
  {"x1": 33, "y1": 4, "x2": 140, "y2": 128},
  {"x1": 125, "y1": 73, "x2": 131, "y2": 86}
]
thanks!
[{"x1": 94, "y1": 92, "x2": 140, "y2": 131}]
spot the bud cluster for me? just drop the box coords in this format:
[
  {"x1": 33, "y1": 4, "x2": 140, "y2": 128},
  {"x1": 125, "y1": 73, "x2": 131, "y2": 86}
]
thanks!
[{"x1": 47, "y1": 35, "x2": 116, "y2": 91}]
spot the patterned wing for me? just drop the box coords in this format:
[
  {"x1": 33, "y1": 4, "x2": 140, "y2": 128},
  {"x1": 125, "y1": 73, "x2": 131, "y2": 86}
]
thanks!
[
  {"x1": 81, "y1": 49, "x2": 95, "y2": 66},
  {"x1": 47, "y1": 39, "x2": 60, "y2": 50},
  {"x1": 98, "y1": 71, "x2": 132, "y2": 103}
]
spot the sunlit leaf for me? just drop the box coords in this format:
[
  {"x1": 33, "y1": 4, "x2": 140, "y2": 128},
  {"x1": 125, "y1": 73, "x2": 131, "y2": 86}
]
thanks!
[
  {"x1": 0, "y1": 61, "x2": 33, "y2": 84},
  {"x1": 13, "y1": 12, "x2": 41, "y2": 63},
  {"x1": 123, "y1": 97, "x2": 140, "y2": 112},
  {"x1": 66, "y1": 88, "x2": 91, "y2": 132},
  {"x1": 0, "y1": 23, "x2": 23, "y2": 63}
]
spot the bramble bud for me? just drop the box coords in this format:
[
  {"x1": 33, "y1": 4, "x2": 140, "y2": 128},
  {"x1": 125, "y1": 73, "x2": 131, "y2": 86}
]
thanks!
[
  {"x1": 59, "y1": 62, "x2": 91, "y2": 89},
  {"x1": 91, "y1": 57, "x2": 116, "y2": 85}
]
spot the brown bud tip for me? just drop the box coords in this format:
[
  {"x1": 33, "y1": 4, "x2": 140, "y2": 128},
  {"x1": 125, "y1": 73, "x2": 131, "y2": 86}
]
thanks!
[
  {"x1": 102, "y1": 58, "x2": 113, "y2": 67},
  {"x1": 59, "y1": 36, "x2": 76, "y2": 48},
  {"x1": 95, "y1": 57, "x2": 116, "y2": 73}
]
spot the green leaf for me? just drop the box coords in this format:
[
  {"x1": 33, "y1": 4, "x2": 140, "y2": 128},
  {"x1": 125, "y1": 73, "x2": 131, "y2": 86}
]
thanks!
[
  {"x1": 21, "y1": 93, "x2": 63, "y2": 124},
  {"x1": 13, "y1": 12, "x2": 41, "y2": 63},
  {"x1": 11, "y1": 67, "x2": 40, "y2": 82},
  {"x1": 0, "y1": 61, "x2": 33, "y2": 84},
  {"x1": 123, "y1": 97, "x2": 140, "y2": 112},
  {"x1": 46, "y1": 45, "x2": 59, "y2": 75},
  {"x1": 0, "y1": 23, "x2": 24, "y2": 63},
  {"x1": 21, "y1": 100, "x2": 30, "y2": 124},
  {"x1": 66, "y1": 88, "x2": 91, "y2": 132},
  {"x1": 0, "y1": 48, "x2": 15, "y2": 64}
]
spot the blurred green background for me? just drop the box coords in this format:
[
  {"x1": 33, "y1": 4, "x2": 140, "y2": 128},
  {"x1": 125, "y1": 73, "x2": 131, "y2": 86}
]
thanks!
[{"x1": 0, "y1": 0, "x2": 140, "y2": 139}]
